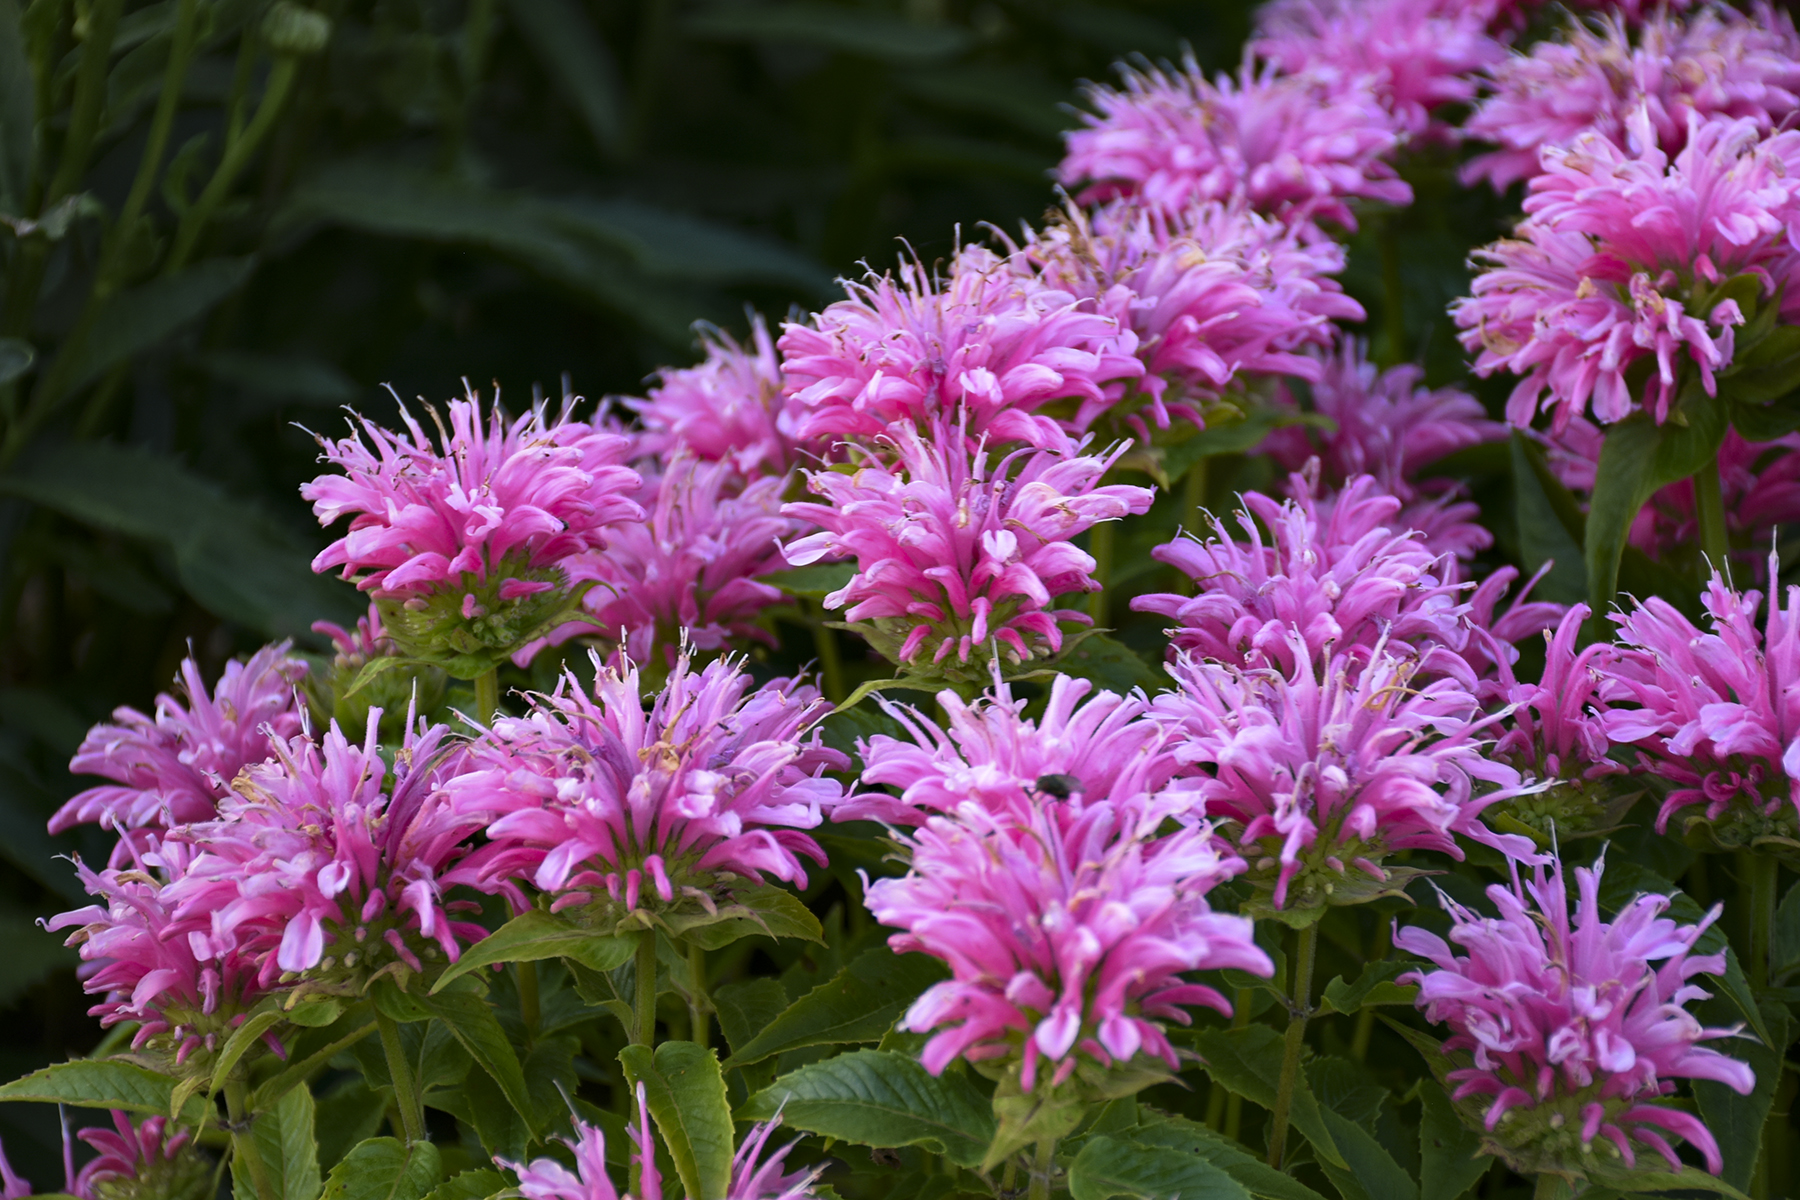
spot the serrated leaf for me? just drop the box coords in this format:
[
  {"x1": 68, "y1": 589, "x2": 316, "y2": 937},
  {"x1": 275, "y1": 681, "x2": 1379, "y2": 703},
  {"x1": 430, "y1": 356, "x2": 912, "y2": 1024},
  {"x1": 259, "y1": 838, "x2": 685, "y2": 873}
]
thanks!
[
  {"x1": 505, "y1": 0, "x2": 624, "y2": 158},
  {"x1": 1584, "y1": 1163, "x2": 1752, "y2": 1199},
  {"x1": 419, "y1": 1169, "x2": 506, "y2": 1200},
  {"x1": 432, "y1": 911, "x2": 638, "y2": 992},
  {"x1": 1419, "y1": 1083, "x2": 1488, "y2": 1200},
  {"x1": 316, "y1": 1082, "x2": 388, "y2": 1172},
  {"x1": 1068, "y1": 1135, "x2": 1252, "y2": 1200},
  {"x1": 343, "y1": 655, "x2": 427, "y2": 699},
  {"x1": 1693, "y1": 1001, "x2": 1789, "y2": 1191},
  {"x1": 1316, "y1": 1106, "x2": 1417, "y2": 1200},
  {"x1": 0, "y1": 1059, "x2": 199, "y2": 1116},
  {"x1": 286, "y1": 997, "x2": 345, "y2": 1027},
  {"x1": 408, "y1": 988, "x2": 533, "y2": 1130},
  {"x1": 319, "y1": 1138, "x2": 442, "y2": 1200},
  {"x1": 1188, "y1": 1026, "x2": 1347, "y2": 1170},
  {"x1": 739, "y1": 1049, "x2": 996, "y2": 1168},
  {"x1": 725, "y1": 946, "x2": 947, "y2": 1066},
  {"x1": 1318, "y1": 962, "x2": 1417, "y2": 1017},
  {"x1": 1039, "y1": 632, "x2": 1161, "y2": 694},
  {"x1": 759, "y1": 563, "x2": 854, "y2": 600},
  {"x1": 712, "y1": 978, "x2": 790, "y2": 1060},
  {"x1": 1133, "y1": 1115, "x2": 1331, "y2": 1200},
  {"x1": 663, "y1": 882, "x2": 822, "y2": 949},
  {"x1": 231, "y1": 1083, "x2": 322, "y2": 1200},
  {"x1": 619, "y1": 1041, "x2": 734, "y2": 1200},
  {"x1": 211, "y1": 1007, "x2": 285, "y2": 1094}
]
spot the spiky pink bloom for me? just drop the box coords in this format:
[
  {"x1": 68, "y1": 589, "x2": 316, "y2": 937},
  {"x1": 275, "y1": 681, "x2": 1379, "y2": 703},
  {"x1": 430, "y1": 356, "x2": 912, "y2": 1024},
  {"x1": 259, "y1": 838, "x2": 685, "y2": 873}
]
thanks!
[
  {"x1": 778, "y1": 249, "x2": 1142, "y2": 450},
  {"x1": 1155, "y1": 644, "x2": 1537, "y2": 910},
  {"x1": 837, "y1": 673, "x2": 1192, "y2": 826},
  {"x1": 1019, "y1": 200, "x2": 1361, "y2": 433},
  {"x1": 866, "y1": 793, "x2": 1269, "y2": 1089},
  {"x1": 446, "y1": 654, "x2": 846, "y2": 914},
  {"x1": 1464, "y1": 5, "x2": 1800, "y2": 191},
  {"x1": 783, "y1": 420, "x2": 1153, "y2": 670},
  {"x1": 1492, "y1": 605, "x2": 1621, "y2": 785},
  {"x1": 161, "y1": 712, "x2": 484, "y2": 984},
  {"x1": 1250, "y1": 0, "x2": 1507, "y2": 142},
  {"x1": 1397, "y1": 851, "x2": 1755, "y2": 1175},
  {"x1": 628, "y1": 317, "x2": 812, "y2": 477},
  {"x1": 52, "y1": 645, "x2": 306, "y2": 853},
  {"x1": 304, "y1": 394, "x2": 643, "y2": 598},
  {"x1": 0, "y1": 1138, "x2": 28, "y2": 1200},
  {"x1": 1059, "y1": 58, "x2": 1409, "y2": 231},
  {"x1": 1600, "y1": 566, "x2": 1800, "y2": 837},
  {"x1": 73, "y1": 1114, "x2": 202, "y2": 1200},
  {"x1": 1454, "y1": 111, "x2": 1800, "y2": 432}
]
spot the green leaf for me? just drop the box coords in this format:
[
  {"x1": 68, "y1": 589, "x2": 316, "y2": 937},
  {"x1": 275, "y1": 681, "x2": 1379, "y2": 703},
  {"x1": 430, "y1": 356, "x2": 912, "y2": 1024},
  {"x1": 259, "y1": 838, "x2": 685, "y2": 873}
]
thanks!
[
  {"x1": 211, "y1": 1007, "x2": 286, "y2": 1095},
  {"x1": 0, "y1": 903, "x2": 74, "y2": 1007},
  {"x1": 419, "y1": 1170, "x2": 507, "y2": 1200},
  {"x1": 252, "y1": 1020, "x2": 380, "y2": 1111},
  {"x1": 1067, "y1": 1135, "x2": 1252, "y2": 1200},
  {"x1": 663, "y1": 882, "x2": 823, "y2": 949},
  {"x1": 0, "y1": 338, "x2": 33, "y2": 388},
  {"x1": 1132, "y1": 1115, "x2": 1331, "y2": 1200},
  {"x1": 1157, "y1": 407, "x2": 1324, "y2": 486},
  {"x1": 832, "y1": 674, "x2": 937, "y2": 714},
  {"x1": 619, "y1": 1041, "x2": 735, "y2": 1200},
  {"x1": 1584, "y1": 1163, "x2": 1753, "y2": 1199},
  {"x1": 1776, "y1": 877, "x2": 1800, "y2": 980},
  {"x1": 738, "y1": 1049, "x2": 996, "y2": 1169},
  {"x1": 894, "y1": 65, "x2": 1069, "y2": 138},
  {"x1": 191, "y1": 349, "x2": 358, "y2": 406},
  {"x1": 1509, "y1": 433, "x2": 1588, "y2": 607},
  {"x1": 1037, "y1": 632, "x2": 1162, "y2": 694},
  {"x1": 1418, "y1": 1083, "x2": 1488, "y2": 1200},
  {"x1": 231, "y1": 1082, "x2": 322, "y2": 1200},
  {"x1": 432, "y1": 911, "x2": 637, "y2": 993},
  {"x1": 286, "y1": 997, "x2": 346, "y2": 1028},
  {"x1": 0, "y1": 1059, "x2": 201, "y2": 1117},
  {"x1": 1692, "y1": 1002, "x2": 1790, "y2": 1192},
  {"x1": 1722, "y1": 325, "x2": 1800, "y2": 409},
  {"x1": 1318, "y1": 962, "x2": 1417, "y2": 1017},
  {"x1": 1188, "y1": 1026, "x2": 1347, "y2": 1170},
  {"x1": 0, "y1": 0, "x2": 33, "y2": 216},
  {"x1": 66, "y1": 258, "x2": 257, "y2": 394},
  {"x1": 725, "y1": 946, "x2": 948, "y2": 1067},
  {"x1": 760, "y1": 563, "x2": 855, "y2": 601},
  {"x1": 685, "y1": 4, "x2": 970, "y2": 63},
  {"x1": 712, "y1": 977, "x2": 790, "y2": 1060},
  {"x1": 315, "y1": 1082, "x2": 388, "y2": 1172},
  {"x1": 319, "y1": 1139, "x2": 442, "y2": 1200},
  {"x1": 505, "y1": 0, "x2": 624, "y2": 158},
  {"x1": 1315, "y1": 1106, "x2": 1417, "y2": 1200},
  {"x1": 408, "y1": 987, "x2": 534, "y2": 1129}
]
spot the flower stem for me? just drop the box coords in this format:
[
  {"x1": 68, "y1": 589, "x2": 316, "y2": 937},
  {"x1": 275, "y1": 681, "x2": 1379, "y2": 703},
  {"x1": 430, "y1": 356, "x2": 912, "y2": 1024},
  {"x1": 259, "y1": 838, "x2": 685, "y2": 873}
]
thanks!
[
  {"x1": 1088, "y1": 520, "x2": 1116, "y2": 626},
  {"x1": 1379, "y1": 214, "x2": 1406, "y2": 364},
  {"x1": 1746, "y1": 852, "x2": 1778, "y2": 993},
  {"x1": 809, "y1": 603, "x2": 845, "y2": 704},
  {"x1": 1532, "y1": 1173, "x2": 1568, "y2": 1200},
  {"x1": 474, "y1": 667, "x2": 500, "y2": 723},
  {"x1": 1267, "y1": 921, "x2": 1319, "y2": 1169},
  {"x1": 1028, "y1": 1138, "x2": 1056, "y2": 1200},
  {"x1": 375, "y1": 1009, "x2": 425, "y2": 1144},
  {"x1": 1694, "y1": 453, "x2": 1729, "y2": 574},
  {"x1": 226, "y1": 1080, "x2": 276, "y2": 1200},
  {"x1": 517, "y1": 960, "x2": 540, "y2": 1040},
  {"x1": 634, "y1": 932, "x2": 658, "y2": 1046},
  {"x1": 687, "y1": 939, "x2": 709, "y2": 1047}
]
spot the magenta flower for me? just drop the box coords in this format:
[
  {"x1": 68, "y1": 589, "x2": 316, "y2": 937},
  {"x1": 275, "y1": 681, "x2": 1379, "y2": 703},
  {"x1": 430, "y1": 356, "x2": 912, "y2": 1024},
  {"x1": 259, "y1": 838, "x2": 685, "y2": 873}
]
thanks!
[
  {"x1": 628, "y1": 317, "x2": 812, "y2": 477},
  {"x1": 73, "y1": 1113, "x2": 208, "y2": 1200},
  {"x1": 781, "y1": 419, "x2": 1154, "y2": 674},
  {"x1": 1600, "y1": 565, "x2": 1800, "y2": 847},
  {"x1": 837, "y1": 673, "x2": 1192, "y2": 826},
  {"x1": 162, "y1": 711, "x2": 484, "y2": 987},
  {"x1": 1155, "y1": 644, "x2": 1537, "y2": 913},
  {"x1": 865, "y1": 793, "x2": 1269, "y2": 1091},
  {"x1": 778, "y1": 248, "x2": 1142, "y2": 450},
  {"x1": 1453, "y1": 111, "x2": 1800, "y2": 432},
  {"x1": 446, "y1": 654, "x2": 845, "y2": 919},
  {"x1": 53, "y1": 644, "x2": 307, "y2": 855},
  {"x1": 1397, "y1": 851, "x2": 1754, "y2": 1178},
  {"x1": 1464, "y1": 5, "x2": 1800, "y2": 191},
  {"x1": 0, "y1": 1138, "x2": 27, "y2": 1200},
  {"x1": 1250, "y1": 0, "x2": 1507, "y2": 143},
  {"x1": 1059, "y1": 57, "x2": 1409, "y2": 231}
]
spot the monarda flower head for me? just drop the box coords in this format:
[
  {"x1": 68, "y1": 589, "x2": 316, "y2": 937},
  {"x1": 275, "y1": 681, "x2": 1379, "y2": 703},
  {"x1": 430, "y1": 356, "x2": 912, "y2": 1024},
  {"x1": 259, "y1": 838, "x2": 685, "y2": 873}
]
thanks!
[
  {"x1": 162, "y1": 711, "x2": 484, "y2": 993},
  {"x1": 53, "y1": 644, "x2": 307, "y2": 858},
  {"x1": 837, "y1": 673, "x2": 1192, "y2": 826},
  {"x1": 1453, "y1": 110, "x2": 1800, "y2": 432},
  {"x1": 1396, "y1": 850, "x2": 1754, "y2": 1181},
  {"x1": 304, "y1": 392, "x2": 643, "y2": 677},
  {"x1": 1600, "y1": 564, "x2": 1800, "y2": 854},
  {"x1": 777, "y1": 248, "x2": 1142, "y2": 450},
  {"x1": 307, "y1": 603, "x2": 448, "y2": 740},
  {"x1": 72, "y1": 1114, "x2": 211, "y2": 1200},
  {"x1": 1463, "y1": 4, "x2": 1800, "y2": 192},
  {"x1": 1154, "y1": 643, "x2": 1537, "y2": 918},
  {"x1": 864, "y1": 792, "x2": 1269, "y2": 1122},
  {"x1": 627, "y1": 316, "x2": 811, "y2": 477},
  {"x1": 1059, "y1": 57, "x2": 1409, "y2": 232},
  {"x1": 446, "y1": 653, "x2": 845, "y2": 927},
  {"x1": 781, "y1": 419, "x2": 1155, "y2": 679}
]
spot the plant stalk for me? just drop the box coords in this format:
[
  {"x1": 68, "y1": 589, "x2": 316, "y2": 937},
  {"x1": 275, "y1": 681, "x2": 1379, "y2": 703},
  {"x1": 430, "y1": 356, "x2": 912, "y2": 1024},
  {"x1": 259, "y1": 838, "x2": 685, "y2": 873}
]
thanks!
[
  {"x1": 1028, "y1": 1138, "x2": 1056, "y2": 1200},
  {"x1": 473, "y1": 667, "x2": 500, "y2": 723},
  {"x1": 375, "y1": 1009, "x2": 425, "y2": 1144},
  {"x1": 809, "y1": 604, "x2": 844, "y2": 704},
  {"x1": 1532, "y1": 1174, "x2": 1568, "y2": 1200},
  {"x1": 1267, "y1": 921, "x2": 1319, "y2": 1169},
  {"x1": 687, "y1": 939, "x2": 709, "y2": 1048},
  {"x1": 1746, "y1": 852, "x2": 1777, "y2": 992},
  {"x1": 1694, "y1": 453, "x2": 1730, "y2": 574},
  {"x1": 633, "y1": 931, "x2": 657, "y2": 1046},
  {"x1": 1088, "y1": 520, "x2": 1116, "y2": 626},
  {"x1": 1379, "y1": 214, "x2": 1406, "y2": 364},
  {"x1": 225, "y1": 1080, "x2": 276, "y2": 1200}
]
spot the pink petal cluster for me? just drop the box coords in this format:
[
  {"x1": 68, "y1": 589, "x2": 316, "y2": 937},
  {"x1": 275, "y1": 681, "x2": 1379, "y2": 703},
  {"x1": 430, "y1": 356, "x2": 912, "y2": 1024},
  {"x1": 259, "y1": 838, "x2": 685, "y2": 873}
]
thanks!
[
  {"x1": 778, "y1": 249, "x2": 1141, "y2": 450},
  {"x1": 53, "y1": 644, "x2": 307, "y2": 853},
  {"x1": 782, "y1": 420, "x2": 1154, "y2": 670},
  {"x1": 1464, "y1": 5, "x2": 1800, "y2": 191},
  {"x1": 1155, "y1": 645, "x2": 1536, "y2": 909},
  {"x1": 1491, "y1": 604, "x2": 1621, "y2": 786},
  {"x1": 1058, "y1": 58, "x2": 1410, "y2": 232},
  {"x1": 1454, "y1": 112, "x2": 1800, "y2": 431},
  {"x1": 1397, "y1": 851, "x2": 1754, "y2": 1175},
  {"x1": 446, "y1": 654, "x2": 846, "y2": 913},
  {"x1": 73, "y1": 1113, "x2": 201, "y2": 1200},
  {"x1": 304, "y1": 394, "x2": 643, "y2": 598},
  {"x1": 866, "y1": 790, "x2": 1268, "y2": 1089},
  {"x1": 1250, "y1": 0, "x2": 1507, "y2": 142},
  {"x1": 1600, "y1": 566, "x2": 1800, "y2": 836},
  {"x1": 161, "y1": 712, "x2": 484, "y2": 983},
  {"x1": 627, "y1": 317, "x2": 811, "y2": 477},
  {"x1": 838, "y1": 674, "x2": 1192, "y2": 826}
]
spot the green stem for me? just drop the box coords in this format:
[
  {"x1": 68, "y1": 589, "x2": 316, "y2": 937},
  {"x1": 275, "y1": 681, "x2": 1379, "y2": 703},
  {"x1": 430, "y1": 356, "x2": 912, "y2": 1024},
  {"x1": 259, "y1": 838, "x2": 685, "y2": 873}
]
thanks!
[
  {"x1": 474, "y1": 667, "x2": 500, "y2": 723},
  {"x1": 1379, "y1": 214, "x2": 1406, "y2": 365},
  {"x1": 1267, "y1": 922, "x2": 1319, "y2": 1170},
  {"x1": 1088, "y1": 520, "x2": 1116, "y2": 626},
  {"x1": 226, "y1": 1080, "x2": 276, "y2": 1200},
  {"x1": 375, "y1": 1009, "x2": 425, "y2": 1143},
  {"x1": 1694, "y1": 453, "x2": 1729, "y2": 574},
  {"x1": 1224, "y1": 986, "x2": 1249, "y2": 1141},
  {"x1": 633, "y1": 932, "x2": 658, "y2": 1046},
  {"x1": 518, "y1": 960, "x2": 540, "y2": 1040},
  {"x1": 1027, "y1": 1138, "x2": 1056, "y2": 1200},
  {"x1": 1746, "y1": 852, "x2": 1777, "y2": 993},
  {"x1": 100, "y1": 0, "x2": 200, "y2": 282},
  {"x1": 809, "y1": 604, "x2": 844, "y2": 704},
  {"x1": 687, "y1": 939, "x2": 709, "y2": 1048},
  {"x1": 1532, "y1": 1174, "x2": 1567, "y2": 1200}
]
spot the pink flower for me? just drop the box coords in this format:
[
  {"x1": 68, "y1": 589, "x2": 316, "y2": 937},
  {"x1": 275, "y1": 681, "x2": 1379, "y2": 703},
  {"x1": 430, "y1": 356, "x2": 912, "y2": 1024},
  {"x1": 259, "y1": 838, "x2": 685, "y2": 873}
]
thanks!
[
  {"x1": 1397, "y1": 850, "x2": 1755, "y2": 1176},
  {"x1": 778, "y1": 248, "x2": 1142, "y2": 450},
  {"x1": 865, "y1": 792, "x2": 1268, "y2": 1090},
  {"x1": 627, "y1": 317, "x2": 812, "y2": 477},
  {"x1": 1454, "y1": 111, "x2": 1800, "y2": 432},
  {"x1": 162, "y1": 712, "x2": 485, "y2": 986},
  {"x1": 446, "y1": 654, "x2": 846, "y2": 916},
  {"x1": 837, "y1": 673, "x2": 1193, "y2": 826},
  {"x1": 1154, "y1": 643, "x2": 1537, "y2": 911},
  {"x1": 1464, "y1": 5, "x2": 1800, "y2": 191},
  {"x1": 781, "y1": 420, "x2": 1155, "y2": 673},
  {"x1": 1600, "y1": 564, "x2": 1800, "y2": 842},
  {"x1": 1059, "y1": 58, "x2": 1410, "y2": 231},
  {"x1": 0, "y1": 1137, "x2": 28, "y2": 1200},
  {"x1": 52, "y1": 645, "x2": 307, "y2": 854},
  {"x1": 1250, "y1": 0, "x2": 1508, "y2": 142},
  {"x1": 73, "y1": 1113, "x2": 207, "y2": 1200}
]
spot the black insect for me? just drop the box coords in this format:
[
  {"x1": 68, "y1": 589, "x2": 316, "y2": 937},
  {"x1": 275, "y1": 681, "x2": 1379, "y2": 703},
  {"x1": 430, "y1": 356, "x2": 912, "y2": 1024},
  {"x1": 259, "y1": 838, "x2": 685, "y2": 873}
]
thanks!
[{"x1": 1035, "y1": 773, "x2": 1081, "y2": 799}]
